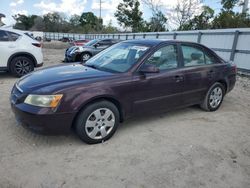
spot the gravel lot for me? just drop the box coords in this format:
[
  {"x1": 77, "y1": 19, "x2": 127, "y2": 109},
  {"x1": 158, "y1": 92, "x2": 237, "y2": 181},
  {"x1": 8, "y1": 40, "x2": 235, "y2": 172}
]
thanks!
[{"x1": 0, "y1": 45, "x2": 250, "y2": 188}]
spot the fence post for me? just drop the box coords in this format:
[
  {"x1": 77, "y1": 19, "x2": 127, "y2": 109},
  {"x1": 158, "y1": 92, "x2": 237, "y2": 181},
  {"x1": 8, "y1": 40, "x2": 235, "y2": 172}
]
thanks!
[
  {"x1": 143, "y1": 34, "x2": 146, "y2": 38},
  {"x1": 126, "y1": 34, "x2": 128, "y2": 40},
  {"x1": 230, "y1": 30, "x2": 240, "y2": 61},
  {"x1": 133, "y1": 34, "x2": 135, "y2": 39},
  {"x1": 156, "y1": 33, "x2": 159, "y2": 39},
  {"x1": 173, "y1": 32, "x2": 177, "y2": 39},
  {"x1": 118, "y1": 34, "x2": 120, "y2": 39},
  {"x1": 197, "y1": 32, "x2": 202, "y2": 43}
]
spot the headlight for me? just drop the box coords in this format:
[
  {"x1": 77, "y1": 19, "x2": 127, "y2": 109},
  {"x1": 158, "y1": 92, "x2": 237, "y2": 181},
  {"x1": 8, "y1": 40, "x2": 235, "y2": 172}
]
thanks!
[
  {"x1": 70, "y1": 47, "x2": 79, "y2": 54},
  {"x1": 24, "y1": 94, "x2": 63, "y2": 108}
]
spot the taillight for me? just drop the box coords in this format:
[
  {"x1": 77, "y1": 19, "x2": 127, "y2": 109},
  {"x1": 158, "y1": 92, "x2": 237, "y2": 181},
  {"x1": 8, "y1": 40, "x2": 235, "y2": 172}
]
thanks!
[{"x1": 32, "y1": 43, "x2": 42, "y2": 48}]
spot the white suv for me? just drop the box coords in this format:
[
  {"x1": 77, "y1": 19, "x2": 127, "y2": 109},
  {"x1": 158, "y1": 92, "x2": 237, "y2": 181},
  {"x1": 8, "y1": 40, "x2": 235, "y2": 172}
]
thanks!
[{"x1": 0, "y1": 28, "x2": 43, "y2": 77}]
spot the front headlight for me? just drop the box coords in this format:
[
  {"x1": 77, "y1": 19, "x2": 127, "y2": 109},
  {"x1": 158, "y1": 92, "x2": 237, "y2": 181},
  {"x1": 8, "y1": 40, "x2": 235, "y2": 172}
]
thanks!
[
  {"x1": 24, "y1": 94, "x2": 63, "y2": 108},
  {"x1": 70, "y1": 47, "x2": 80, "y2": 54}
]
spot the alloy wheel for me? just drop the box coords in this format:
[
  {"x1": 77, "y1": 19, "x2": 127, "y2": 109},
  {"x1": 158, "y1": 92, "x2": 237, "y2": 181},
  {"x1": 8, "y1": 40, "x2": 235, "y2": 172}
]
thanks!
[
  {"x1": 82, "y1": 54, "x2": 90, "y2": 61},
  {"x1": 85, "y1": 108, "x2": 115, "y2": 140},
  {"x1": 209, "y1": 86, "x2": 223, "y2": 108},
  {"x1": 15, "y1": 60, "x2": 32, "y2": 76}
]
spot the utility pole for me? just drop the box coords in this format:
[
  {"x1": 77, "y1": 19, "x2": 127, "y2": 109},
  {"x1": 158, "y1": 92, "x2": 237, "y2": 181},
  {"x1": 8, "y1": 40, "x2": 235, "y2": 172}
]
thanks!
[
  {"x1": 99, "y1": 0, "x2": 102, "y2": 19},
  {"x1": 99, "y1": 0, "x2": 103, "y2": 32},
  {"x1": 242, "y1": 0, "x2": 249, "y2": 14}
]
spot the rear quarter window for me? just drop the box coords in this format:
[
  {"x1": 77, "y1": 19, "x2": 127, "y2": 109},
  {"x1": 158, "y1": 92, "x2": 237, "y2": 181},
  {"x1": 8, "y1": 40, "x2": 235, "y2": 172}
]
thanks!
[{"x1": 6, "y1": 31, "x2": 20, "y2": 41}]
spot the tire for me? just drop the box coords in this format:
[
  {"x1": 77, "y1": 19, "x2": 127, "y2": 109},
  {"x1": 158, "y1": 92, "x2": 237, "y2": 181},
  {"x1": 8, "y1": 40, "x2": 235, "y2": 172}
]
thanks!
[
  {"x1": 200, "y1": 82, "x2": 225, "y2": 111},
  {"x1": 10, "y1": 56, "x2": 34, "y2": 77},
  {"x1": 80, "y1": 52, "x2": 91, "y2": 62},
  {"x1": 75, "y1": 101, "x2": 120, "y2": 144}
]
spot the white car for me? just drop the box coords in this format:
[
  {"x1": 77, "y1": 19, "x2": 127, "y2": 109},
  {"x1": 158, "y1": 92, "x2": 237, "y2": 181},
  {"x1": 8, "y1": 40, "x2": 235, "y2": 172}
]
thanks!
[{"x1": 0, "y1": 28, "x2": 43, "y2": 77}]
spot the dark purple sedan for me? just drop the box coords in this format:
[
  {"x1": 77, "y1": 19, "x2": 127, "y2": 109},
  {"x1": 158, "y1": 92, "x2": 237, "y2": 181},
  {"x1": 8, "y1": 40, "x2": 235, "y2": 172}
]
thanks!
[{"x1": 10, "y1": 40, "x2": 237, "y2": 144}]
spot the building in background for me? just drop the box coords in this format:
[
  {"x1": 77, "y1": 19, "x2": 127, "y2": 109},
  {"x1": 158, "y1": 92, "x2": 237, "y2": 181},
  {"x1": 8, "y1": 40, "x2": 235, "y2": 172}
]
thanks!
[{"x1": 0, "y1": 13, "x2": 6, "y2": 26}]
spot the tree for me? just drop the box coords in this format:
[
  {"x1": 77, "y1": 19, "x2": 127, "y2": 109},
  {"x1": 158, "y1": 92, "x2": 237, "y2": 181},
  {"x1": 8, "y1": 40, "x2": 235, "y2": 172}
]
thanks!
[
  {"x1": 169, "y1": 0, "x2": 202, "y2": 30},
  {"x1": 43, "y1": 12, "x2": 70, "y2": 32},
  {"x1": 103, "y1": 20, "x2": 119, "y2": 33},
  {"x1": 142, "y1": 0, "x2": 168, "y2": 31},
  {"x1": 30, "y1": 16, "x2": 45, "y2": 31},
  {"x1": 181, "y1": 6, "x2": 214, "y2": 30},
  {"x1": 114, "y1": 0, "x2": 144, "y2": 32},
  {"x1": 13, "y1": 14, "x2": 38, "y2": 30},
  {"x1": 148, "y1": 11, "x2": 167, "y2": 32},
  {"x1": 212, "y1": 0, "x2": 250, "y2": 28},
  {"x1": 79, "y1": 12, "x2": 102, "y2": 33}
]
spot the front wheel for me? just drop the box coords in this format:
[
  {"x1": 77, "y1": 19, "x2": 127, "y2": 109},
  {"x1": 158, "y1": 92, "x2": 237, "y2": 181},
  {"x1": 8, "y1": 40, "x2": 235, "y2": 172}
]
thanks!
[
  {"x1": 200, "y1": 82, "x2": 225, "y2": 111},
  {"x1": 75, "y1": 101, "x2": 120, "y2": 144},
  {"x1": 81, "y1": 53, "x2": 91, "y2": 62}
]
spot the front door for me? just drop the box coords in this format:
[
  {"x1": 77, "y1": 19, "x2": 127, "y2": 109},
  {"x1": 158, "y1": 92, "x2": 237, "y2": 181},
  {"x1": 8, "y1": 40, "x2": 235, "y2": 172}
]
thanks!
[{"x1": 131, "y1": 44, "x2": 184, "y2": 115}]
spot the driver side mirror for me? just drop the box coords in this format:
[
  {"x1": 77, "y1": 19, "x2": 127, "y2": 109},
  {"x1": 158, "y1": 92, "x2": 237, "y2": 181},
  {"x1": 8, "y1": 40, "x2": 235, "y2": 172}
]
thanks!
[
  {"x1": 139, "y1": 64, "x2": 159, "y2": 73},
  {"x1": 94, "y1": 43, "x2": 100, "y2": 48}
]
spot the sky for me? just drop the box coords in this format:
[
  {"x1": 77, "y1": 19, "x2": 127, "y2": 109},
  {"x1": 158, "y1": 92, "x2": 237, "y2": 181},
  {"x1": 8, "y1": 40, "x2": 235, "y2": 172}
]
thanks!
[{"x1": 0, "y1": 0, "x2": 246, "y2": 28}]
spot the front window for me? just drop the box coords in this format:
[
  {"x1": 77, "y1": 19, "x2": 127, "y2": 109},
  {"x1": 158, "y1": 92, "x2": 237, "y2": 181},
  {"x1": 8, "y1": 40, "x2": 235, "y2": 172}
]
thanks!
[
  {"x1": 144, "y1": 45, "x2": 178, "y2": 70},
  {"x1": 85, "y1": 42, "x2": 149, "y2": 73}
]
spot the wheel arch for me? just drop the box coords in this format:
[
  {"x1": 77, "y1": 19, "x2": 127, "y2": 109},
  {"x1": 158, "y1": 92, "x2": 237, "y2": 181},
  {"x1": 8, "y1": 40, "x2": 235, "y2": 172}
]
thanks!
[
  {"x1": 217, "y1": 79, "x2": 229, "y2": 93},
  {"x1": 72, "y1": 95, "x2": 124, "y2": 129},
  {"x1": 7, "y1": 52, "x2": 37, "y2": 70}
]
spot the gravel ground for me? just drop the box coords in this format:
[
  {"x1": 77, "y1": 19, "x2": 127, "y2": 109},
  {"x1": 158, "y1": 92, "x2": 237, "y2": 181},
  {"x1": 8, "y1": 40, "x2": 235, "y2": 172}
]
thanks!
[{"x1": 0, "y1": 47, "x2": 250, "y2": 188}]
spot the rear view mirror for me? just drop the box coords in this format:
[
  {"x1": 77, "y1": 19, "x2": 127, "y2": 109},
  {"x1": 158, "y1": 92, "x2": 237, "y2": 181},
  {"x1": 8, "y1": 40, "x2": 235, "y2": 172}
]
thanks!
[{"x1": 139, "y1": 64, "x2": 159, "y2": 73}]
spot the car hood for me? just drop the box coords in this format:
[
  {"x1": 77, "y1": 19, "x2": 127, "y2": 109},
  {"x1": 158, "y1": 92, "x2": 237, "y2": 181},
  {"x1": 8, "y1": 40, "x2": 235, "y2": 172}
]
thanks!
[{"x1": 17, "y1": 64, "x2": 114, "y2": 93}]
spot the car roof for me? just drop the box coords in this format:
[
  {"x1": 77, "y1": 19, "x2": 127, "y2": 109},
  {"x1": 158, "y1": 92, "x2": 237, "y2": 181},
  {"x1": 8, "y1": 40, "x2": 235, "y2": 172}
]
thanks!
[
  {"x1": 122, "y1": 39, "x2": 175, "y2": 46},
  {"x1": 0, "y1": 27, "x2": 26, "y2": 35},
  {"x1": 122, "y1": 39, "x2": 207, "y2": 47}
]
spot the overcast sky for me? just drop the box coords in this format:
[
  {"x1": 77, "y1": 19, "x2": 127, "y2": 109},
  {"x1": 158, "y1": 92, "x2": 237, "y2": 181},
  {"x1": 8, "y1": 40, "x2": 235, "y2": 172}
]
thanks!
[{"x1": 0, "y1": 0, "x2": 244, "y2": 27}]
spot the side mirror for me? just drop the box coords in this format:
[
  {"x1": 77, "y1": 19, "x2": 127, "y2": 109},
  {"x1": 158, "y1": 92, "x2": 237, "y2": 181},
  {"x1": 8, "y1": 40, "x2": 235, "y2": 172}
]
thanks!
[
  {"x1": 139, "y1": 64, "x2": 159, "y2": 73},
  {"x1": 94, "y1": 43, "x2": 99, "y2": 48}
]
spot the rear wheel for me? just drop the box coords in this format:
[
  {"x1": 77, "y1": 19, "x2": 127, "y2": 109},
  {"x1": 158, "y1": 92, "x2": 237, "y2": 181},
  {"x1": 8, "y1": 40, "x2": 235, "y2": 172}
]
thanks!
[
  {"x1": 10, "y1": 56, "x2": 34, "y2": 77},
  {"x1": 200, "y1": 82, "x2": 225, "y2": 111},
  {"x1": 75, "y1": 101, "x2": 120, "y2": 144}
]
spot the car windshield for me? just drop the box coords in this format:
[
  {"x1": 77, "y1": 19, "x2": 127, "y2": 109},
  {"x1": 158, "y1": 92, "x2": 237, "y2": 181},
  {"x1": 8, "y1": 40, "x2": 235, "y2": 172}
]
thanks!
[
  {"x1": 84, "y1": 39, "x2": 100, "y2": 46},
  {"x1": 85, "y1": 42, "x2": 150, "y2": 73}
]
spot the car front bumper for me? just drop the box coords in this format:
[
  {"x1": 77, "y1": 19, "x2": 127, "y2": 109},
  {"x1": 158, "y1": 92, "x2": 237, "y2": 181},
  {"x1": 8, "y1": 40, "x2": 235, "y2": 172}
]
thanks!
[
  {"x1": 64, "y1": 52, "x2": 78, "y2": 62},
  {"x1": 11, "y1": 103, "x2": 76, "y2": 135}
]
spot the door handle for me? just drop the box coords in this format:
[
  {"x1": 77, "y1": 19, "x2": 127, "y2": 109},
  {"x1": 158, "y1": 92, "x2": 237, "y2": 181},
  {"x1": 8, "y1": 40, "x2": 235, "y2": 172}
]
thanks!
[
  {"x1": 174, "y1": 75, "x2": 184, "y2": 82},
  {"x1": 8, "y1": 45, "x2": 16, "y2": 48}
]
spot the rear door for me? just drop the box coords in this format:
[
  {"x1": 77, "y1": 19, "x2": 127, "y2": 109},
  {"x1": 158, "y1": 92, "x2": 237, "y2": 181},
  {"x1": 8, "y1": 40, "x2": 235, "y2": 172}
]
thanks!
[
  {"x1": 179, "y1": 43, "x2": 221, "y2": 105},
  {"x1": 0, "y1": 30, "x2": 20, "y2": 67},
  {"x1": 0, "y1": 30, "x2": 11, "y2": 67},
  {"x1": 131, "y1": 44, "x2": 185, "y2": 115}
]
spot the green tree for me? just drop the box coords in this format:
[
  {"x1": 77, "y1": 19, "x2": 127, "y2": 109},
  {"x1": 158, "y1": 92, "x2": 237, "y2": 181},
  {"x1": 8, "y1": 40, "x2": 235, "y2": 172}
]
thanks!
[
  {"x1": 148, "y1": 11, "x2": 167, "y2": 32},
  {"x1": 79, "y1": 12, "x2": 102, "y2": 33},
  {"x1": 114, "y1": 0, "x2": 144, "y2": 32},
  {"x1": 103, "y1": 20, "x2": 119, "y2": 33},
  {"x1": 212, "y1": 0, "x2": 250, "y2": 28},
  {"x1": 13, "y1": 14, "x2": 38, "y2": 30},
  {"x1": 180, "y1": 6, "x2": 214, "y2": 30}
]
